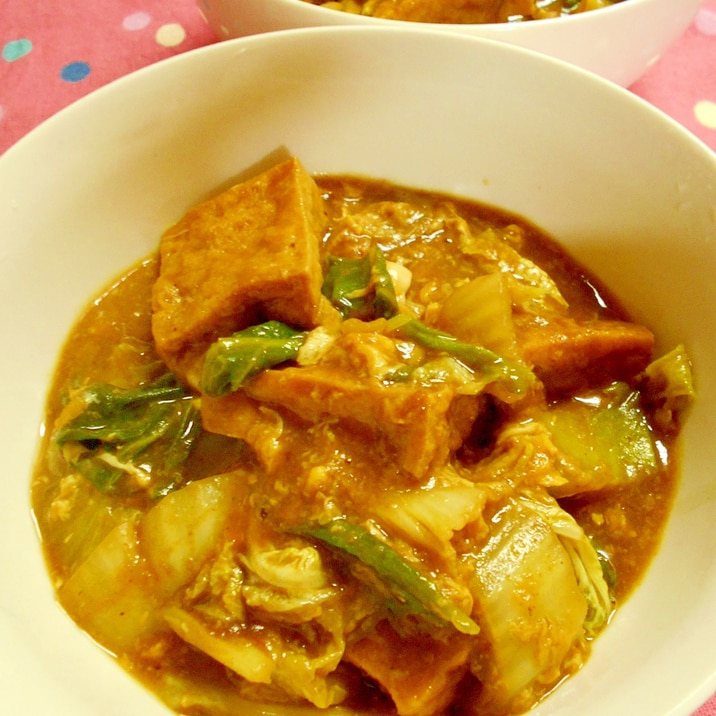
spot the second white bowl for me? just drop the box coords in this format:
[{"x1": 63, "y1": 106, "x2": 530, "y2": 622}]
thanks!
[{"x1": 197, "y1": 0, "x2": 703, "y2": 86}]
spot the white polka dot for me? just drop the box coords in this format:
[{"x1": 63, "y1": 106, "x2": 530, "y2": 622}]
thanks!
[
  {"x1": 123, "y1": 12, "x2": 152, "y2": 31},
  {"x1": 694, "y1": 100, "x2": 716, "y2": 130},
  {"x1": 155, "y1": 23, "x2": 186, "y2": 48},
  {"x1": 695, "y1": 8, "x2": 716, "y2": 36}
]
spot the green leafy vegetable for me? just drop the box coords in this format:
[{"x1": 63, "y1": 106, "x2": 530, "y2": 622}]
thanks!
[
  {"x1": 200, "y1": 320, "x2": 307, "y2": 396},
  {"x1": 55, "y1": 373, "x2": 200, "y2": 496},
  {"x1": 322, "y1": 247, "x2": 398, "y2": 320},
  {"x1": 57, "y1": 375, "x2": 185, "y2": 444},
  {"x1": 370, "y1": 246, "x2": 399, "y2": 318},
  {"x1": 293, "y1": 518, "x2": 479, "y2": 635},
  {"x1": 322, "y1": 256, "x2": 372, "y2": 319},
  {"x1": 386, "y1": 314, "x2": 534, "y2": 399}
]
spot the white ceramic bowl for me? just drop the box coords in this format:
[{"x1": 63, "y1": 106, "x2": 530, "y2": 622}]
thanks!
[
  {"x1": 1, "y1": 25, "x2": 716, "y2": 716},
  {"x1": 197, "y1": 0, "x2": 703, "y2": 87}
]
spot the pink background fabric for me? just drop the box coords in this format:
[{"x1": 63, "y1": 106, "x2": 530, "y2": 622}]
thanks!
[
  {"x1": 0, "y1": 0, "x2": 218, "y2": 154},
  {"x1": 1, "y1": 0, "x2": 715, "y2": 713}
]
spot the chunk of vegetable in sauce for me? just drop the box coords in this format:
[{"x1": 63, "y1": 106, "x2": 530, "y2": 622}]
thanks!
[
  {"x1": 201, "y1": 321, "x2": 308, "y2": 396},
  {"x1": 294, "y1": 518, "x2": 480, "y2": 635}
]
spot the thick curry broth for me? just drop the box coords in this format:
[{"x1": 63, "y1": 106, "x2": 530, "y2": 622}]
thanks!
[
  {"x1": 307, "y1": 0, "x2": 622, "y2": 25},
  {"x1": 32, "y1": 173, "x2": 681, "y2": 716}
]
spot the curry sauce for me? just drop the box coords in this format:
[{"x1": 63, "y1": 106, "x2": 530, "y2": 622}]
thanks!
[{"x1": 306, "y1": 0, "x2": 623, "y2": 25}]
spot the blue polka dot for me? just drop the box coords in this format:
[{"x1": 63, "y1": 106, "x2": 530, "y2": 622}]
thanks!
[{"x1": 60, "y1": 61, "x2": 91, "y2": 83}]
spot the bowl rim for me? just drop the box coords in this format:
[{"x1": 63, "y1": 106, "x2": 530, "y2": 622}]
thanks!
[{"x1": 5, "y1": 23, "x2": 711, "y2": 162}]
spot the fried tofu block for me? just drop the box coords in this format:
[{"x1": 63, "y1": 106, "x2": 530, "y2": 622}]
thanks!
[
  {"x1": 345, "y1": 620, "x2": 472, "y2": 716},
  {"x1": 243, "y1": 364, "x2": 479, "y2": 479},
  {"x1": 152, "y1": 157, "x2": 327, "y2": 385},
  {"x1": 201, "y1": 391, "x2": 287, "y2": 473},
  {"x1": 517, "y1": 316, "x2": 654, "y2": 394},
  {"x1": 200, "y1": 325, "x2": 479, "y2": 478}
]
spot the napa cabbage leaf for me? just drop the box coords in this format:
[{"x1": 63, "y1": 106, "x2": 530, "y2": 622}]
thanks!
[
  {"x1": 54, "y1": 372, "x2": 201, "y2": 497},
  {"x1": 373, "y1": 465, "x2": 492, "y2": 559},
  {"x1": 540, "y1": 381, "x2": 660, "y2": 497},
  {"x1": 59, "y1": 472, "x2": 245, "y2": 654},
  {"x1": 518, "y1": 492, "x2": 612, "y2": 636},
  {"x1": 467, "y1": 495, "x2": 609, "y2": 708},
  {"x1": 641, "y1": 343, "x2": 695, "y2": 433}
]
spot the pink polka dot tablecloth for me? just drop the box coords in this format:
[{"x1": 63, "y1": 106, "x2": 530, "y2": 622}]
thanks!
[
  {"x1": 0, "y1": 0, "x2": 715, "y2": 714},
  {"x1": 2, "y1": 0, "x2": 716, "y2": 157}
]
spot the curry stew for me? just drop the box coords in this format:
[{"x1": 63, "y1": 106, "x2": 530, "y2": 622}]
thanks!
[
  {"x1": 304, "y1": 0, "x2": 623, "y2": 25},
  {"x1": 32, "y1": 158, "x2": 693, "y2": 716}
]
